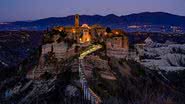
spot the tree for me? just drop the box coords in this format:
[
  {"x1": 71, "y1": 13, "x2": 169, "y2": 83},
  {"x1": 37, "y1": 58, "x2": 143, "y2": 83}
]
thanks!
[
  {"x1": 59, "y1": 30, "x2": 67, "y2": 38},
  {"x1": 106, "y1": 27, "x2": 112, "y2": 33}
]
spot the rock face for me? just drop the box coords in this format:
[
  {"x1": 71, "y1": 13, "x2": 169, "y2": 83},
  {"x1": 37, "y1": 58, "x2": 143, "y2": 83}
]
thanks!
[
  {"x1": 0, "y1": 70, "x2": 83, "y2": 104},
  {"x1": 141, "y1": 43, "x2": 185, "y2": 71},
  {"x1": 1, "y1": 54, "x2": 185, "y2": 104},
  {"x1": 108, "y1": 59, "x2": 185, "y2": 104},
  {"x1": 136, "y1": 42, "x2": 185, "y2": 104}
]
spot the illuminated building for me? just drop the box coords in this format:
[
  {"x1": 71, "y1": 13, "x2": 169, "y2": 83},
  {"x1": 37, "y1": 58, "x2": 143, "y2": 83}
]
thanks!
[
  {"x1": 53, "y1": 14, "x2": 129, "y2": 44},
  {"x1": 53, "y1": 14, "x2": 107, "y2": 44},
  {"x1": 112, "y1": 29, "x2": 125, "y2": 36},
  {"x1": 79, "y1": 24, "x2": 91, "y2": 43}
]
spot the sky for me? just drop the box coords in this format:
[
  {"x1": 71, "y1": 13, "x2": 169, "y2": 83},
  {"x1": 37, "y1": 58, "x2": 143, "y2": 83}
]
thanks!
[{"x1": 0, "y1": 0, "x2": 185, "y2": 22}]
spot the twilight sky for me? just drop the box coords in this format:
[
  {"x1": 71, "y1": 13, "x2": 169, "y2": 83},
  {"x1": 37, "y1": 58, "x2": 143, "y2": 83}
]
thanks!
[{"x1": 0, "y1": 0, "x2": 185, "y2": 22}]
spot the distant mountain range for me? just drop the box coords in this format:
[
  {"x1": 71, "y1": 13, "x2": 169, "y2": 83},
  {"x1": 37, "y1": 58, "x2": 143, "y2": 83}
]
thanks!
[{"x1": 1, "y1": 12, "x2": 185, "y2": 31}]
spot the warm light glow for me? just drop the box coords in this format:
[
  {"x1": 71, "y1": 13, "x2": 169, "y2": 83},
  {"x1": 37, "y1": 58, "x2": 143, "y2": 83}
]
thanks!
[
  {"x1": 80, "y1": 38, "x2": 84, "y2": 43},
  {"x1": 104, "y1": 32, "x2": 107, "y2": 35},
  {"x1": 115, "y1": 32, "x2": 119, "y2": 35},
  {"x1": 82, "y1": 24, "x2": 90, "y2": 29},
  {"x1": 72, "y1": 29, "x2": 76, "y2": 33},
  {"x1": 87, "y1": 38, "x2": 90, "y2": 42}
]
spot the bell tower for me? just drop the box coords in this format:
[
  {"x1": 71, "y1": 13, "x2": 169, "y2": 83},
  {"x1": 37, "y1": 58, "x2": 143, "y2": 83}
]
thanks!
[{"x1": 75, "y1": 14, "x2": 79, "y2": 28}]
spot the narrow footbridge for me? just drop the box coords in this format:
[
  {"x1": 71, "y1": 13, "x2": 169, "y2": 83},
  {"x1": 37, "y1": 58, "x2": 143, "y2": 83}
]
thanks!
[{"x1": 78, "y1": 44, "x2": 102, "y2": 104}]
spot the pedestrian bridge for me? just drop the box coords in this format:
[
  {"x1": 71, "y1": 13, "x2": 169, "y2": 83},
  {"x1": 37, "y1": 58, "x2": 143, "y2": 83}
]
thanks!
[{"x1": 78, "y1": 44, "x2": 102, "y2": 104}]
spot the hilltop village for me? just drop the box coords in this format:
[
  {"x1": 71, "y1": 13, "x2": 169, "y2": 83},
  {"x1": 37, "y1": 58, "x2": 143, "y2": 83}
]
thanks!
[{"x1": 27, "y1": 14, "x2": 132, "y2": 79}]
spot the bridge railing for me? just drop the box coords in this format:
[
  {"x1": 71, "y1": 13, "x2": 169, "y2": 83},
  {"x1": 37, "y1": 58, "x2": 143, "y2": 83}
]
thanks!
[{"x1": 79, "y1": 59, "x2": 102, "y2": 104}]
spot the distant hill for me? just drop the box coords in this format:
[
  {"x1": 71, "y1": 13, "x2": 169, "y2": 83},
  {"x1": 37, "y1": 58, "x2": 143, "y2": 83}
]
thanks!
[
  {"x1": 1, "y1": 12, "x2": 185, "y2": 31},
  {"x1": 123, "y1": 12, "x2": 185, "y2": 26}
]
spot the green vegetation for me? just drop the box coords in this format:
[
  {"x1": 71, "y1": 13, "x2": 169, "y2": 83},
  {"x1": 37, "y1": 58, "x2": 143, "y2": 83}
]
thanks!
[
  {"x1": 59, "y1": 30, "x2": 67, "y2": 38},
  {"x1": 90, "y1": 68, "x2": 120, "y2": 98},
  {"x1": 106, "y1": 27, "x2": 112, "y2": 33},
  {"x1": 14, "y1": 47, "x2": 39, "y2": 76},
  {"x1": 43, "y1": 29, "x2": 67, "y2": 44},
  {"x1": 44, "y1": 51, "x2": 58, "y2": 66},
  {"x1": 122, "y1": 59, "x2": 146, "y2": 77}
]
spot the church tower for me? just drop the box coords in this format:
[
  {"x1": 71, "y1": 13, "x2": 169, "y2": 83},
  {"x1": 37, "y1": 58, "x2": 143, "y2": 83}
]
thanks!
[{"x1": 75, "y1": 14, "x2": 80, "y2": 28}]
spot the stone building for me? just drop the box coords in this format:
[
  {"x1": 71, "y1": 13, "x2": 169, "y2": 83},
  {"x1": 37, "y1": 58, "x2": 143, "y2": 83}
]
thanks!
[
  {"x1": 53, "y1": 14, "x2": 130, "y2": 44},
  {"x1": 53, "y1": 14, "x2": 108, "y2": 44},
  {"x1": 27, "y1": 42, "x2": 76, "y2": 79},
  {"x1": 106, "y1": 35, "x2": 129, "y2": 58},
  {"x1": 53, "y1": 14, "x2": 130, "y2": 59}
]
